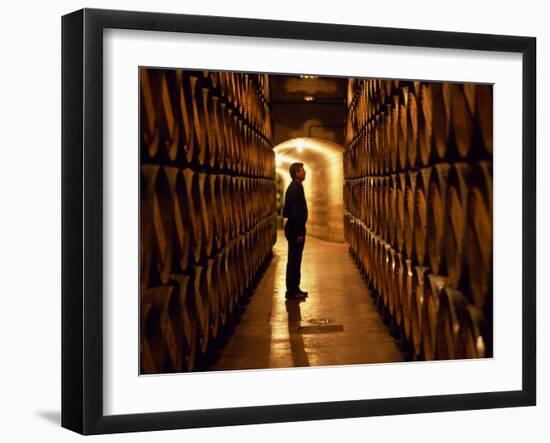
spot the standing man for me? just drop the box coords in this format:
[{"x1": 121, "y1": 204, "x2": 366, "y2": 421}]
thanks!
[{"x1": 282, "y1": 162, "x2": 309, "y2": 300}]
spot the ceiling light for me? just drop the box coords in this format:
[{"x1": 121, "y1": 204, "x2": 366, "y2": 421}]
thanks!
[{"x1": 303, "y1": 96, "x2": 314, "y2": 101}]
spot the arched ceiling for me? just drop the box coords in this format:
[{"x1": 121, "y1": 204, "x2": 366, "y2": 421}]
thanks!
[{"x1": 274, "y1": 136, "x2": 343, "y2": 169}]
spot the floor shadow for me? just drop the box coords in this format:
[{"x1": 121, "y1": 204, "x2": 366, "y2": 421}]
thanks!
[
  {"x1": 285, "y1": 299, "x2": 310, "y2": 367},
  {"x1": 36, "y1": 410, "x2": 61, "y2": 426}
]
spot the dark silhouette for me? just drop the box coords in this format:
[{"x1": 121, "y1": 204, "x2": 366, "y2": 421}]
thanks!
[{"x1": 282, "y1": 163, "x2": 309, "y2": 299}]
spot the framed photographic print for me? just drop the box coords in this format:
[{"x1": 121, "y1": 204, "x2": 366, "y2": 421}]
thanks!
[{"x1": 61, "y1": 8, "x2": 536, "y2": 435}]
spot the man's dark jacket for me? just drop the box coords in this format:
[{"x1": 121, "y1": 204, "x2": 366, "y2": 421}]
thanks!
[{"x1": 282, "y1": 180, "x2": 308, "y2": 237}]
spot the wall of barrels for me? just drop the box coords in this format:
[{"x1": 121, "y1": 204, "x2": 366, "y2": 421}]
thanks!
[
  {"x1": 139, "y1": 69, "x2": 277, "y2": 373},
  {"x1": 344, "y1": 78, "x2": 493, "y2": 361}
]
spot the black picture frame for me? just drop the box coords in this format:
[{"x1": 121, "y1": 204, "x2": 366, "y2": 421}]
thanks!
[{"x1": 61, "y1": 8, "x2": 536, "y2": 435}]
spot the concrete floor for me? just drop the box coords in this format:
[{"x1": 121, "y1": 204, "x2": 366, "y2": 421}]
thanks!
[{"x1": 210, "y1": 229, "x2": 404, "y2": 371}]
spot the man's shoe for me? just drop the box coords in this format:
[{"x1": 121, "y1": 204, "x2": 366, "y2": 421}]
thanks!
[
  {"x1": 296, "y1": 288, "x2": 308, "y2": 296},
  {"x1": 285, "y1": 291, "x2": 306, "y2": 299}
]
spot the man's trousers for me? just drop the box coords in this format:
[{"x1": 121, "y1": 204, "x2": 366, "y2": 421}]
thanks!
[{"x1": 284, "y1": 225, "x2": 305, "y2": 293}]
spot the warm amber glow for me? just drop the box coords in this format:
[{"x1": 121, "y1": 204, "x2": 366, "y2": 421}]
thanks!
[{"x1": 274, "y1": 137, "x2": 344, "y2": 243}]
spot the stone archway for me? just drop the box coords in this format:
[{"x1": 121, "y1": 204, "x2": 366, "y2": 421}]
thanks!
[{"x1": 274, "y1": 137, "x2": 344, "y2": 243}]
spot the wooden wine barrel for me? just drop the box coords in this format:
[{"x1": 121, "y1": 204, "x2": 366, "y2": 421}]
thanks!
[
  {"x1": 432, "y1": 82, "x2": 452, "y2": 160},
  {"x1": 238, "y1": 177, "x2": 247, "y2": 234},
  {"x1": 207, "y1": 257, "x2": 220, "y2": 340},
  {"x1": 445, "y1": 163, "x2": 472, "y2": 289},
  {"x1": 141, "y1": 285, "x2": 184, "y2": 373},
  {"x1": 145, "y1": 166, "x2": 174, "y2": 285},
  {"x1": 168, "y1": 273, "x2": 197, "y2": 372},
  {"x1": 227, "y1": 238, "x2": 240, "y2": 306},
  {"x1": 465, "y1": 161, "x2": 493, "y2": 309},
  {"x1": 223, "y1": 240, "x2": 237, "y2": 319},
  {"x1": 237, "y1": 234, "x2": 247, "y2": 298},
  {"x1": 372, "y1": 235, "x2": 382, "y2": 293},
  {"x1": 193, "y1": 264, "x2": 211, "y2": 355},
  {"x1": 373, "y1": 114, "x2": 382, "y2": 175},
  {"x1": 244, "y1": 178, "x2": 252, "y2": 231},
  {"x1": 376, "y1": 177, "x2": 384, "y2": 237},
  {"x1": 382, "y1": 107, "x2": 392, "y2": 174},
  {"x1": 189, "y1": 75, "x2": 208, "y2": 167},
  {"x1": 240, "y1": 178, "x2": 248, "y2": 233},
  {"x1": 182, "y1": 168, "x2": 204, "y2": 264},
  {"x1": 413, "y1": 167, "x2": 432, "y2": 266},
  {"x1": 360, "y1": 224, "x2": 368, "y2": 275},
  {"x1": 140, "y1": 69, "x2": 161, "y2": 159},
  {"x1": 368, "y1": 178, "x2": 375, "y2": 233},
  {"x1": 156, "y1": 70, "x2": 181, "y2": 163},
  {"x1": 381, "y1": 177, "x2": 390, "y2": 241},
  {"x1": 387, "y1": 174, "x2": 398, "y2": 246},
  {"x1": 386, "y1": 245, "x2": 398, "y2": 320},
  {"x1": 427, "y1": 163, "x2": 451, "y2": 275},
  {"x1": 356, "y1": 222, "x2": 363, "y2": 274},
  {"x1": 407, "y1": 90, "x2": 419, "y2": 169},
  {"x1": 243, "y1": 233, "x2": 252, "y2": 290},
  {"x1": 249, "y1": 132, "x2": 257, "y2": 177},
  {"x1": 250, "y1": 180, "x2": 258, "y2": 226},
  {"x1": 395, "y1": 172, "x2": 407, "y2": 253},
  {"x1": 437, "y1": 287, "x2": 468, "y2": 360},
  {"x1": 458, "y1": 303, "x2": 487, "y2": 359},
  {"x1": 198, "y1": 172, "x2": 214, "y2": 258},
  {"x1": 204, "y1": 91, "x2": 220, "y2": 171},
  {"x1": 242, "y1": 74, "x2": 251, "y2": 122},
  {"x1": 221, "y1": 175, "x2": 233, "y2": 242},
  {"x1": 177, "y1": 71, "x2": 196, "y2": 165},
  {"x1": 403, "y1": 170, "x2": 418, "y2": 260},
  {"x1": 225, "y1": 107, "x2": 236, "y2": 171},
  {"x1": 365, "y1": 178, "x2": 372, "y2": 229},
  {"x1": 352, "y1": 219, "x2": 359, "y2": 267},
  {"x1": 476, "y1": 84, "x2": 493, "y2": 154},
  {"x1": 228, "y1": 107, "x2": 239, "y2": 173},
  {"x1": 218, "y1": 71, "x2": 228, "y2": 104},
  {"x1": 225, "y1": 72, "x2": 235, "y2": 106},
  {"x1": 241, "y1": 123, "x2": 250, "y2": 176},
  {"x1": 165, "y1": 167, "x2": 191, "y2": 273},
  {"x1": 382, "y1": 242, "x2": 393, "y2": 313},
  {"x1": 397, "y1": 87, "x2": 409, "y2": 170},
  {"x1": 251, "y1": 137, "x2": 261, "y2": 175},
  {"x1": 220, "y1": 102, "x2": 233, "y2": 171},
  {"x1": 384, "y1": 79, "x2": 392, "y2": 100},
  {"x1": 216, "y1": 175, "x2": 227, "y2": 248},
  {"x1": 390, "y1": 96, "x2": 400, "y2": 172},
  {"x1": 366, "y1": 124, "x2": 374, "y2": 176},
  {"x1": 411, "y1": 266, "x2": 431, "y2": 358},
  {"x1": 418, "y1": 83, "x2": 433, "y2": 166},
  {"x1": 254, "y1": 224, "x2": 261, "y2": 272},
  {"x1": 393, "y1": 252, "x2": 405, "y2": 328},
  {"x1": 208, "y1": 71, "x2": 219, "y2": 89},
  {"x1": 229, "y1": 176, "x2": 240, "y2": 237},
  {"x1": 451, "y1": 84, "x2": 476, "y2": 159},
  {"x1": 421, "y1": 273, "x2": 448, "y2": 360},
  {"x1": 365, "y1": 229, "x2": 374, "y2": 279},
  {"x1": 234, "y1": 115, "x2": 244, "y2": 175},
  {"x1": 234, "y1": 74, "x2": 244, "y2": 116},
  {"x1": 402, "y1": 258, "x2": 414, "y2": 342},
  {"x1": 140, "y1": 166, "x2": 155, "y2": 289}
]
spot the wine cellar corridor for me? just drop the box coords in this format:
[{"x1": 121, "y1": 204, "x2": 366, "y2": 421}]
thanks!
[
  {"x1": 211, "y1": 228, "x2": 403, "y2": 371},
  {"x1": 140, "y1": 70, "x2": 493, "y2": 374}
]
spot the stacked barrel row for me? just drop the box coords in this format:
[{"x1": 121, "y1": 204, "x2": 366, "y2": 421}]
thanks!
[
  {"x1": 344, "y1": 78, "x2": 493, "y2": 361},
  {"x1": 140, "y1": 68, "x2": 277, "y2": 374},
  {"x1": 141, "y1": 69, "x2": 274, "y2": 176}
]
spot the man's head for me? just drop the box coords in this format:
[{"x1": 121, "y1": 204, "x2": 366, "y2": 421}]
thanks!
[{"x1": 289, "y1": 162, "x2": 306, "y2": 182}]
